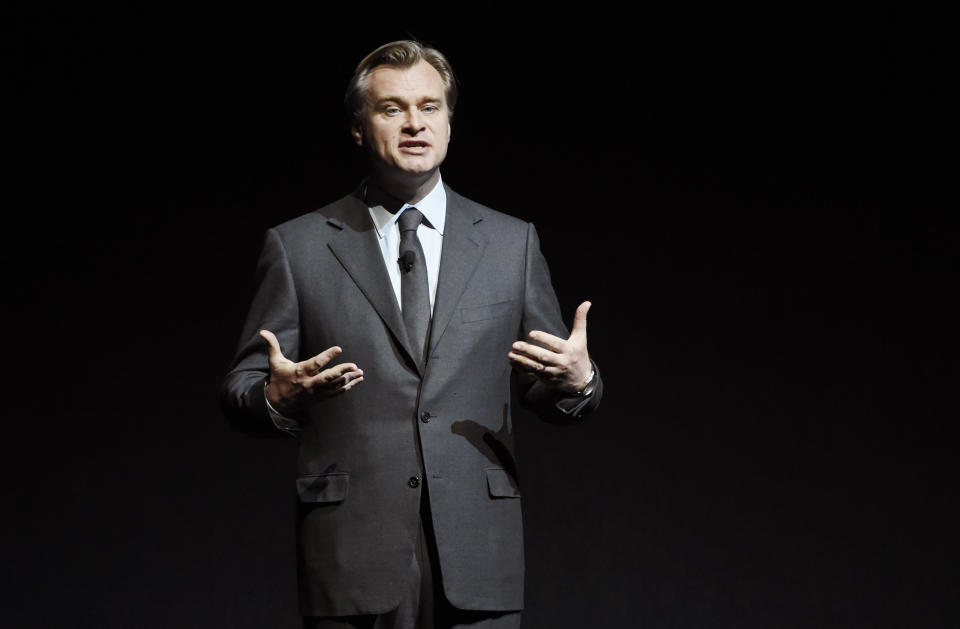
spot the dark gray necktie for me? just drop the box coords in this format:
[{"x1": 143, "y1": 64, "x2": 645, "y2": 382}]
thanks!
[{"x1": 398, "y1": 208, "x2": 431, "y2": 365}]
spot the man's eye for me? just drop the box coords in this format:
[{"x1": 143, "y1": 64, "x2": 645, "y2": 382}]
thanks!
[
  {"x1": 384, "y1": 107, "x2": 401, "y2": 116},
  {"x1": 422, "y1": 105, "x2": 439, "y2": 113}
]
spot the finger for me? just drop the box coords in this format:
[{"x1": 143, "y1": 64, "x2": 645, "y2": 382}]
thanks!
[
  {"x1": 508, "y1": 351, "x2": 548, "y2": 375},
  {"x1": 527, "y1": 330, "x2": 566, "y2": 352},
  {"x1": 326, "y1": 373, "x2": 364, "y2": 396},
  {"x1": 307, "y1": 364, "x2": 362, "y2": 390},
  {"x1": 301, "y1": 346, "x2": 343, "y2": 377},
  {"x1": 259, "y1": 330, "x2": 286, "y2": 368},
  {"x1": 326, "y1": 376, "x2": 365, "y2": 396},
  {"x1": 571, "y1": 301, "x2": 591, "y2": 336},
  {"x1": 328, "y1": 365, "x2": 363, "y2": 386},
  {"x1": 512, "y1": 356, "x2": 563, "y2": 381},
  {"x1": 512, "y1": 341, "x2": 560, "y2": 366},
  {"x1": 339, "y1": 375, "x2": 364, "y2": 392}
]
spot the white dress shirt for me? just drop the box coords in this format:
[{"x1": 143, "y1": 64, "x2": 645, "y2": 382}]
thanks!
[{"x1": 366, "y1": 176, "x2": 445, "y2": 313}]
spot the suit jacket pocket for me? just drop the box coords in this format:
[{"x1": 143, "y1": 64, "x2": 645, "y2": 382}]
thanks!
[
  {"x1": 296, "y1": 472, "x2": 350, "y2": 503},
  {"x1": 461, "y1": 300, "x2": 513, "y2": 323},
  {"x1": 485, "y1": 467, "x2": 520, "y2": 498}
]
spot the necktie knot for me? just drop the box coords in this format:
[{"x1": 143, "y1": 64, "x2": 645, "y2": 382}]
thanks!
[{"x1": 398, "y1": 208, "x2": 424, "y2": 233}]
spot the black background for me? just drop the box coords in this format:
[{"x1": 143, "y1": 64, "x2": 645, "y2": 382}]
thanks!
[{"x1": 5, "y1": 7, "x2": 957, "y2": 628}]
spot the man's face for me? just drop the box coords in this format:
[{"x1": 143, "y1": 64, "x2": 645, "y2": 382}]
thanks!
[{"x1": 352, "y1": 59, "x2": 452, "y2": 181}]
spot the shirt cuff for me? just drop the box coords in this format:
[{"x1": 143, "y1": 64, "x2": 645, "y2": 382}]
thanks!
[
  {"x1": 553, "y1": 361, "x2": 599, "y2": 417},
  {"x1": 264, "y1": 382, "x2": 302, "y2": 433}
]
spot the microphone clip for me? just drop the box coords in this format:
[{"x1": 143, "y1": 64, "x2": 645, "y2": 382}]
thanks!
[{"x1": 398, "y1": 250, "x2": 415, "y2": 273}]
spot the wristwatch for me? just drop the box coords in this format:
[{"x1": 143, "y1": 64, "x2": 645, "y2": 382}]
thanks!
[{"x1": 575, "y1": 369, "x2": 597, "y2": 397}]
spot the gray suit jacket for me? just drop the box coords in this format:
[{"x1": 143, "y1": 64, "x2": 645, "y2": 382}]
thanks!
[{"x1": 221, "y1": 184, "x2": 602, "y2": 616}]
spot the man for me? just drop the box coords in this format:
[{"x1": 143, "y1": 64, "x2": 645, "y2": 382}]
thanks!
[{"x1": 221, "y1": 40, "x2": 603, "y2": 629}]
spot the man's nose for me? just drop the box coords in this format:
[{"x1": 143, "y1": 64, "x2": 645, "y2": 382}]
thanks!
[{"x1": 402, "y1": 108, "x2": 425, "y2": 134}]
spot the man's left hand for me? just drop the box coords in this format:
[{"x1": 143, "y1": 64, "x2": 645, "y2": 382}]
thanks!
[{"x1": 508, "y1": 301, "x2": 593, "y2": 394}]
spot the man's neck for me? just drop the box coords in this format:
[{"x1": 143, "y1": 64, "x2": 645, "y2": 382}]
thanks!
[{"x1": 368, "y1": 168, "x2": 441, "y2": 206}]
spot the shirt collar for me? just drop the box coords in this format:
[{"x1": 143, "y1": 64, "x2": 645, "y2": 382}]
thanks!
[{"x1": 368, "y1": 175, "x2": 447, "y2": 239}]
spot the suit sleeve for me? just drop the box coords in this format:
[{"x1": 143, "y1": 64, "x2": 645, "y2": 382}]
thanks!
[
  {"x1": 516, "y1": 222, "x2": 603, "y2": 424},
  {"x1": 220, "y1": 228, "x2": 303, "y2": 437}
]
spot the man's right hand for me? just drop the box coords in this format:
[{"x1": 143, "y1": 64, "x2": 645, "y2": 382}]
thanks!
[{"x1": 260, "y1": 329, "x2": 364, "y2": 415}]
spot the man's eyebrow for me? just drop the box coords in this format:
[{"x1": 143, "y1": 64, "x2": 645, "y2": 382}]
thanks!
[{"x1": 374, "y1": 96, "x2": 444, "y2": 106}]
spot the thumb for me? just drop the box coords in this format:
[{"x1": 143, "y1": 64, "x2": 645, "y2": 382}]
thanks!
[
  {"x1": 571, "y1": 301, "x2": 591, "y2": 337},
  {"x1": 259, "y1": 330, "x2": 286, "y2": 367}
]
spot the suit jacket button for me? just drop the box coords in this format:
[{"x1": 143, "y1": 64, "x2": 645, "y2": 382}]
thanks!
[
  {"x1": 420, "y1": 412, "x2": 432, "y2": 423},
  {"x1": 408, "y1": 475, "x2": 421, "y2": 488}
]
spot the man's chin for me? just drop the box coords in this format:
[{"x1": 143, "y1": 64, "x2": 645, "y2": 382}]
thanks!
[
  {"x1": 385, "y1": 161, "x2": 441, "y2": 180},
  {"x1": 369, "y1": 162, "x2": 441, "y2": 195},
  {"x1": 395, "y1": 158, "x2": 439, "y2": 175}
]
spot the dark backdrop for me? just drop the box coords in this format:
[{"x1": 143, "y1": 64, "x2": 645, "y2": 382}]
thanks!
[{"x1": 5, "y1": 8, "x2": 956, "y2": 628}]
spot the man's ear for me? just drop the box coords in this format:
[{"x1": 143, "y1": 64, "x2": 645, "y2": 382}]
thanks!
[{"x1": 351, "y1": 123, "x2": 363, "y2": 147}]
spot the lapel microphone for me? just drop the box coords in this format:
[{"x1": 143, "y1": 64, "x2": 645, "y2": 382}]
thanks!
[{"x1": 398, "y1": 250, "x2": 416, "y2": 273}]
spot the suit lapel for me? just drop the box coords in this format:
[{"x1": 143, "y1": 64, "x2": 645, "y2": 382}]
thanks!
[
  {"x1": 325, "y1": 197, "x2": 420, "y2": 374},
  {"x1": 429, "y1": 187, "x2": 486, "y2": 356}
]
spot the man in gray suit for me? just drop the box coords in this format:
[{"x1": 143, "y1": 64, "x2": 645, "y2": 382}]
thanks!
[{"x1": 221, "y1": 40, "x2": 602, "y2": 629}]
